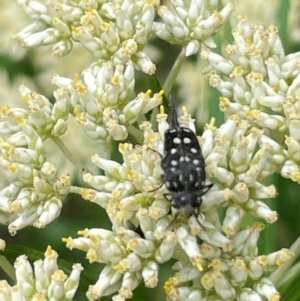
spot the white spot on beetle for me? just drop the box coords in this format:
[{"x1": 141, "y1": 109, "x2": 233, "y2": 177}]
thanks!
[
  {"x1": 173, "y1": 137, "x2": 181, "y2": 144},
  {"x1": 183, "y1": 137, "x2": 191, "y2": 144}
]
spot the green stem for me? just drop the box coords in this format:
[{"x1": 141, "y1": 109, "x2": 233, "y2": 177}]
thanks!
[
  {"x1": 50, "y1": 135, "x2": 86, "y2": 170},
  {"x1": 269, "y1": 235, "x2": 300, "y2": 286},
  {"x1": 50, "y1": 136, "x2": 95, "y2": 172},
  {"x1": 0, "y1": 255, "x2": 16, "y2": 282},
  {"x1": 128, "y1": 124, "x2": 144, "y2": 144},
  {"x1": 163, "y1": 48, "x2": 186, "y2": 95}
]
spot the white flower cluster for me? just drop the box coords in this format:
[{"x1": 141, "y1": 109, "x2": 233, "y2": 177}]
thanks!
[
  {"x1": 201, "y1": 16, "x2": 300, "y2": 185},
  {"x1": 0, "y1": 85, "x2": 71, "y2": 235},
  {"x1": 0, "y1": 1, "x2": 296, "y2": 301},
  {"x1": 0, "y1": 246, "x2": 83, "y2": 300},
  {"x1": 64, "y1": 106, "x2": 292, "y2": 301},
  {"x1": 16, "y1": 0, "x2": 158, "y2": 74},
  {"x1": 52, "y1": 62, "x2": 163, "y2": 142},
  {"x1": 153, "y1": 0, "x2": 233, "y2": 56}
]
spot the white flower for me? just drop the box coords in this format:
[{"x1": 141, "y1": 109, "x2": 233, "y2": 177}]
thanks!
[
  {"x1": 16, "y1": 0, "x2": 158, "y2": 72},
  {"x1": 1, "y1": 2, "x2": 296, "y2": 301},
  {"x1": 62, "y1": 105, "x2": 291, "y2": 300},
  {"x1": 153, "y1": 1, "x2": 233, "y2": 55},
  {"x1": 52, "y1": 63, "x2": 163, "y2": 142},
  {"x1": 203, "y1": 16, "x2": 300, "y2": 186},
  {"x1": 0, "y1": 246, "x2": 82, "y2": 300},
  {"x1": 0, "y1": 91, "x2": 71, "y2": 234}
]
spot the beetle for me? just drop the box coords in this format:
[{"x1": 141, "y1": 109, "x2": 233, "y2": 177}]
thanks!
[{"x1": 161, "y1": 99, "x2": 212, "y2": 225}]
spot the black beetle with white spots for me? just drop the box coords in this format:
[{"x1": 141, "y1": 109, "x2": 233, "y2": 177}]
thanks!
[{"x1": 161, "y1": 99, "x2": 213, "y2": 225}]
